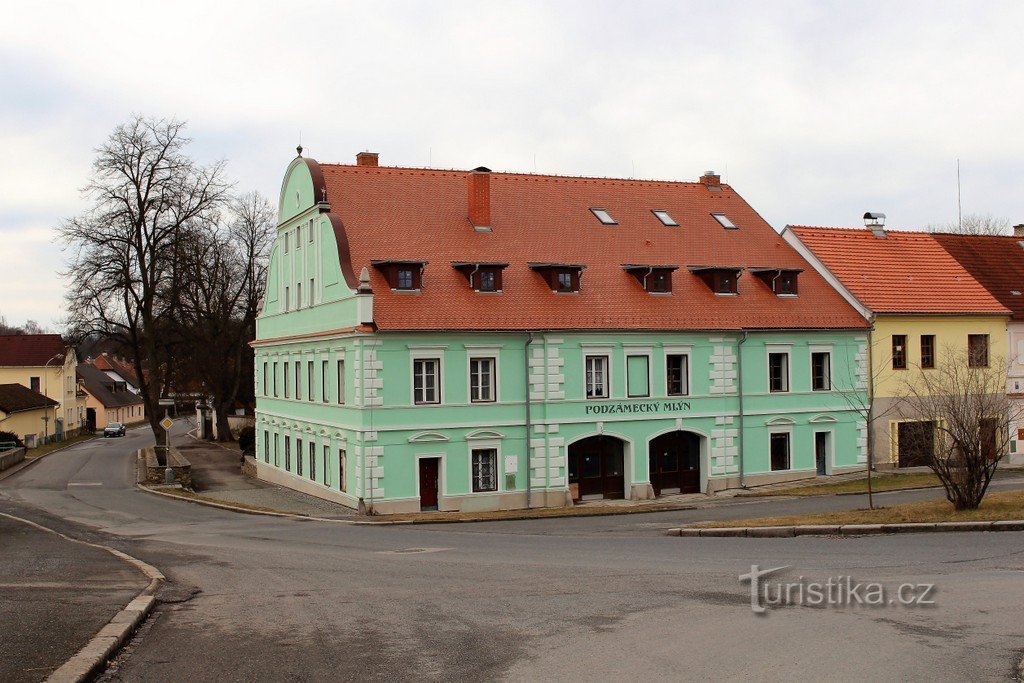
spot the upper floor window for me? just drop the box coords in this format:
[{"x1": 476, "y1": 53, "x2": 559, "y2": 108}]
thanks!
[
  {"x1": 309, "y1": 218, "x2": 315, "y2": 243},
  {"x1": 284, "y1": 232, "x2": 289, "y2": 253},
  {"x1": 531, "y1": 263, "x2": 584, "y2": 293},
  {"x1": 452, "y1": 262, "x2": 507, "y2": 292},
  {"x1": 307, "y1": 361, "x2": 314, "y2": 401},
  {"x1": 337, "y1": 359, "x2": 346, "y2": 404},
  {"x1": 768, "y1": 352, "x2": 789, "y2": 392},
  {"x1": 626, "y1": 355, "x2": 650, "y2": 398},
  {"x1": 262, "y1": 362, "x2": 267, "y2": 396},
  {"x1": 273, "y1": 362, "x2": 278, "y2": 396},
  {"x1": 585, "y1": 355, "x2": 610, "y2": 399},
  {"x1": 413, "y1": 358, "x2": 441, "y2": 404},
  {"x1": 30, "y1": 376, "x2": 40, "y2": 393},
  {"x1": 322, "y1": 360, "x2": 329, "y2": 402},
  {"x1": 372, "y1": 260, "x2": 425, "y2": 291},
  {"x1": 590, "y1": 208, "x2": 617, "y2": 225},
  {"x1": 469, "y1": 357, "x2": 496, "y2": 402},
  {"x1": 652, "y1": 210, "x2": 678, "y2": 226},
  {"x1": 892, "y1": 335, "x2": 907, "y2": 370},
  {"x1": 284, "y1": 362, "x2": 290, "y2": 398},
  {"x1": 920, "y1": 335, "x2": 935, "y2": 369},
  {"x1": 811, "y1": 351, "x2": 831, "y2": 391},
  {"x1": 666, "y1": 354, "x2": 689, "y2": 396},
  {"x1": 711, "y1": 213, "x2": 738, "y2": 229},
  {"x1": 690, "y1": 266, "x2": 741, "y2": 295},
  {"x1": 968, "y1": 334, "x2": 989, "y2": 368}
]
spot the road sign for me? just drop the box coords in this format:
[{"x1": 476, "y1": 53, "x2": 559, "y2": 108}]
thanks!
[
  {"x1": 160, "y1": 417, "x2": 174, "y2": 431},
  {"x1": 158, "y1": 399, "x2": 175, "y2": 407}
]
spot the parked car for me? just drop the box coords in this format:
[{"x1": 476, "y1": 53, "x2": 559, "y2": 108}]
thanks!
[{"x1": 103, "y1": 422, "x2": 126, "y2": 438}]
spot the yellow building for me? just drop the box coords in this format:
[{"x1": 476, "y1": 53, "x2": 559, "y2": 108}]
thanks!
[
  {"x1": 77, "y1": 364, "x2": 146, "y2": 430},
  {"x1": 785, "y1": 224, "x2": 1011, "y2": 468},
  {"x1": 0, "y1": 334, "x2": 88, "y2": 441},
  {"x1": 0, "y1": 383, "x2": 60, "y2": 448}
]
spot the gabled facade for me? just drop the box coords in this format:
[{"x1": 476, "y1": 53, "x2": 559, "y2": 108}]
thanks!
[
  {"x1": 0, "y1": 334, "x2": 88, "y2": 441},
  {"x1": 932, "y1": 230, "x2": 1024, "y2": 463},
  {"x1": 784, "y1": 225, "x2": 1011, "y2": 468},
  {"x1": 253, "y1": 153, "x2": 870, "y2": 513},
  {"x1": 77, "y1": 364, "x2": 147, "y2": 431}
]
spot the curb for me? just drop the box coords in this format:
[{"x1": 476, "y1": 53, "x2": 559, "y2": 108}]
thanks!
[
  {"x1": 668, "y1": 519, "x2": 1024, "y2": 538},
  {"x1": 0, "y1": 512, "x2": 164, "y2": 683}
]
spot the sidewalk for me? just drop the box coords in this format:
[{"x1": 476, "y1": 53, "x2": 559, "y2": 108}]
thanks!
[
  {"x1": 0, "y1": 515, "x2": 147, "y2": 682},
  {"x1": 169, "y1": 434, "x2": 358, "y2": 519}
]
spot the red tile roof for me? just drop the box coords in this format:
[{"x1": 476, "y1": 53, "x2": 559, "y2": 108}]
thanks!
[
  {"x1": 0, "y1": 383, "x2": 59, "y2": 414},
  {"x1": 933, "y1": 233, "x2": 1024, "y2": 320},
  {"x1": 90, "y1": 353, "x2": 142, "y2": 388},
  {"x1": 788, "y1": 227, "x2": 1010, "y2": 315},
  {"x1": 0, "y1": 334, "x2": 68, "y2": 367},
  {"x1": 314, "y1": 162, "x2": 868, "y2": 331}
]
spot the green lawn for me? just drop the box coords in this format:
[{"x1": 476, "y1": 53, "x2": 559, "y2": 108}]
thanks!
[{"x1": 688, "y1": 489, "x2": 1024, "y2": 528}]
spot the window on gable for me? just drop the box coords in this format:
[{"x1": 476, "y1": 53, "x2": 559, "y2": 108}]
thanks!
[
  {"x1": 921, "y1": 335, "x2": 935, "y2": 369},
  {"x1": 968, "y1": 334, "x2": 989, "y2": 368},
  {"x1": 590, "y1": 208, "x2": 617, "y2": 225},
  {"x1": 892, "y1": 335, "x2": 907, "y2": 370},
  {"x1": 712, "y1": 213, "x2": 737, "y2": 229},
  {"x1": 652, "y1": 210, "x2": 678, "y2": 226}
]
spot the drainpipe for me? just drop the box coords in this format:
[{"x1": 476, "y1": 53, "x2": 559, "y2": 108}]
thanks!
[
  {"x1": 865, "y1": 318, "x2": 877, "y2": 509},
  {"x1": 524, "y1": 332, "x2": 536, "y2": 509},
  {"x1": 737, "y1": 331, "x2": 749, "y2": 488}
]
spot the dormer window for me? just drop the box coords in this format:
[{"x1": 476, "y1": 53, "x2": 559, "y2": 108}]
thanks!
[
  {"x1": 711, "y1": 213, "x2": 738, "y2": 229},
  {"x1": 530, "y1": 263, "x2": 585, "y2": 293},
  {"x1": 590, "y1": 208, "x2": 617, "y2": 225},
  {"x1": 689, "y1": 266, "x2": 742, "y2": 295},
  {"x1": 750, "y1": 268, "x2": 802, "y2": 296},
  {"x1": 371, "y1": 260, "x2": 427, "y2": 291},
  {"x1": 622, "y1": 264, "x2": 678, "y2": 293},
  {"x1": 452, "y1": 262, "x2": 508, "y2": 293},
  {"x1": 652, "y1": 210, "x2": 678, "y2": 226}
]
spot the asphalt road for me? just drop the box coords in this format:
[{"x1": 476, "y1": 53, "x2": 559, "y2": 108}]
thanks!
[{"x1": 2, "y1": 426, "x2": 1023, "y2": 682}]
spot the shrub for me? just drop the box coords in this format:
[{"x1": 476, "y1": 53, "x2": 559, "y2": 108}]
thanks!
[
  {"x1": 0, "y1": 430, "x2": 24, "y2": 449},
  {"x1": 238, "y1": 426, "x2": 256, "y2": 454}
]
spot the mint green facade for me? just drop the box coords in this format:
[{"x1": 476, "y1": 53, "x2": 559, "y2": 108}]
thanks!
[{"x1": 253, "y1": 159, "x2": 869, "y2": 513}]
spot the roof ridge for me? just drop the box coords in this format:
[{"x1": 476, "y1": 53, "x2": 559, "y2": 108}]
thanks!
[{"x1": 318, "y1": 162, "x2": 715, "y2": 188}]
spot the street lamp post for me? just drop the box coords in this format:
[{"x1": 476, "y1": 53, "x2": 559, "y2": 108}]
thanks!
[{"x1": 42, "y1": 353, "x2": 64, "y2": 446}]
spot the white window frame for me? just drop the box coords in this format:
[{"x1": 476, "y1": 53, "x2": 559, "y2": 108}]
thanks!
[
  {"x1": 467, "y1": 438, "x2": 502, "y2": 494},
  {"x1": 663, "y1": 345, "x2": 692, "y2": 397},
  {"x1": 766, "y1": 345, "x2": 792, "y2": 394},
  {"x1": 584, "y1": 354, "x2": 611, "y2": 400},
  {"x1": 812, "y1": 428, "x2": 835, "y2": 475},
  {"x1": 768, "y1": 428, "x2": 793, "y2": 472},
  {"x1": 468, "y1": 355, "x2": 498, "y2": 403},
  {"x1": 625, "y1": 351, "x2": 652, "y2": 399},
  {"x1": 809, "y1": 345, "x2": 834, "y2": 392},
  {"x1": 410, "y1": 347, "x2": 446, "y2": 405}
]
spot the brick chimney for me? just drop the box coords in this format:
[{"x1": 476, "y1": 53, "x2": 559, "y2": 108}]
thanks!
[
  {"x1": 468, "y1": 167, "x2": 491, "y2": 230},
  {"x1": 356, "y1": 151, "x2": 379, "y2": 167},
  {"x1": 1014, "y1": 224, "x2": 1024, "y2": 238},
  {"x1": 700, "y1": 171, "x2": 721, "y2": 188}
]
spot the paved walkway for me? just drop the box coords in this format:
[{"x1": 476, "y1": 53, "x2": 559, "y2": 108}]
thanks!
[
  {"x1": 0, "y1": 514, "x2": 146, "y2": 682},
  {"x1": 173, "y1": 434, "x2": 357, "y2": 518}
]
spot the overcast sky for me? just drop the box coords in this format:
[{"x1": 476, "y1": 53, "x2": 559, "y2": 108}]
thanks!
[{"x1": 2, "y1": 1, "x2": 1022, "y2": 329}]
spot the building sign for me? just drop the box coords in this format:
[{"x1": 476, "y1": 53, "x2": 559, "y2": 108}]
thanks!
[{"x1": 584, "y1": 400, "x2": 691, "y2": 416}]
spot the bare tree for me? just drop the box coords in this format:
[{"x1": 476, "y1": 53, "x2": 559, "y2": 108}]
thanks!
[
  {"x1": 899, "y1": 350, "x2": 1019, "y2": 510},
  {"x1": 59, "y1": 115, "x2": 229, "y2": 446},
  {"x1": 929, "y1": 213, "x2": 1010, "y2": 236},
  {"x1": 176, "y1": 192, "x2": 275, "y2": 440}
]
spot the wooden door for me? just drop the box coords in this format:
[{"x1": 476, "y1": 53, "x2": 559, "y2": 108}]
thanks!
[
  {"x1": 419, "y1": 458, "x2": 440, "y2": 510},
  {"x1": 649, "y1": 432, "x2": 700, "y2": 495},
  {"x1": 815, "y1": 432, "x2": 828, "y2": 475}
]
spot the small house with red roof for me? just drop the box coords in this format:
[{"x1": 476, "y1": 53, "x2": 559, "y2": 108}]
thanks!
[
  {"x1": 0, "y1": 334, "x2": 88, "y2": 442},
  {"x1": 784, "y1": 223, "x2": 1011, "y2": 469},
  {"x1": 253, "y1": 151, "x2": 871, "y2": 513}
]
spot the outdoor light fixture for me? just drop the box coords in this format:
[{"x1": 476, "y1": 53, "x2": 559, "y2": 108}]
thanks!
[{"x1": 863, "y1": 212, "x2": 886, "y2": 228}]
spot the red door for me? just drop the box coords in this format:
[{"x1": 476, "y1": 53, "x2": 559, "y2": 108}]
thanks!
[{"x1": 419, "y1": 458, "x2": 440, "y2": 510}]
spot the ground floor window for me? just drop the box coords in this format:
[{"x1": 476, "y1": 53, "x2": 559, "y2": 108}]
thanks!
[
  {"x1": 263, "y1": 431, "x2": 269, "y2": 463},
  {"x1": 274, "y1": 434, "x2": 279, "y2": 466},
  {"x1": 285, "y1": 437, "x2": 291, "y2": 471},
  {"x1": 471, "y1": 448, "x2": 497, "y2": 492},
  {"x1": 309, "y1": 441, "x2": 316, "y2": 480},
  {"x1": 339, "y1": 449, "x2": 347, "y2": 492},
  {"x1": 297, "y1": 439, "x2": 304, "y2": 476},
  {"x1": 323, "y1": 445, "x2": 331, "y2": 487},
  {"x1": 770, "y1": 432, "x2": 790, "y2": 471}
]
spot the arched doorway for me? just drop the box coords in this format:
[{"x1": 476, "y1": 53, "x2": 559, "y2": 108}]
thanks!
[
  {"x1": 648, "y1": 431, "x2": 701, "y2": 495},
  {"x1": 568, "y1": 435, "x2": 626, "y2": 500}
]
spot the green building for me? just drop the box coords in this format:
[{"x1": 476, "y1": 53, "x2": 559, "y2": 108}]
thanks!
[{"x1": 252, "y1": 151, "x2": 869, "y2": 514}]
